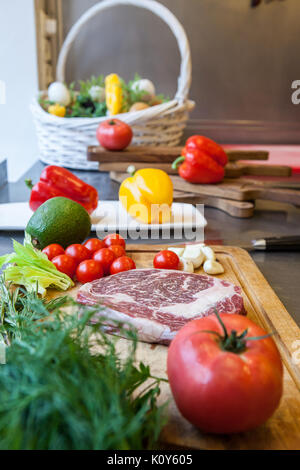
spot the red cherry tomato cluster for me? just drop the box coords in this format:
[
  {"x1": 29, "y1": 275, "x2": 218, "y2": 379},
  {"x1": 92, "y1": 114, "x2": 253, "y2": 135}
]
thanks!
[{"x1": 42, "y1": 234, "x2": 136, "y2": 284}]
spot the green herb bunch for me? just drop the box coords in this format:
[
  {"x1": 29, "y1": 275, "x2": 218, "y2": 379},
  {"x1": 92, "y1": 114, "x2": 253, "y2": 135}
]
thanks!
[
  {"x1": 69, "y1": 75, "x2": 107, "y2": 118},
  {"x1": 0, "y1": 281, "x2": 167, "y2": 450}
]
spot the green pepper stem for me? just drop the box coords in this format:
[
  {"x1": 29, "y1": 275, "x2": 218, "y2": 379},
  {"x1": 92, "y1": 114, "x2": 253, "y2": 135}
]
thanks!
[
  {"x1": 25, "y1": 179, "x2": 34, "y2": 190},
  {"x1": 172, "y1": 156, "x2": 185, "y2": 170},
  {"x1": 127, "y1": 165, "x2": 136, "y2": 177}
]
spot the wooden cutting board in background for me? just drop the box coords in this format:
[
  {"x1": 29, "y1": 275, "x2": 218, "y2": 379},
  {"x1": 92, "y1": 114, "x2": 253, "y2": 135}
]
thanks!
[
  {"x1": 87, "y1": 145, "x2": 270, "y2": 163},
  {"x1": 88, "y1": 145, "x2": 292, "y2": 178},
  {"x1": 54, "y1": 244, "x2": 300, "y2": 450}
]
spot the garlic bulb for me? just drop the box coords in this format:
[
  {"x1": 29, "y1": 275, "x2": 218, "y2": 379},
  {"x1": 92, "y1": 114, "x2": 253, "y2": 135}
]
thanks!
[
  {"x1": 131, "y1": 79, "x2": 156, "y2": 101},
  {"x1": 89, "y1": 85, "x2": 105, "y2": 102},
  {"x1": 48, "y1": 82, "x2": 71, "y2": 106}
]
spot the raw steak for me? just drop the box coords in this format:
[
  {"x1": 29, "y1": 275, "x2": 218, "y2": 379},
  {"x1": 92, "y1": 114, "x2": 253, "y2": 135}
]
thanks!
[{"x1": 77, "y1": 269, "x2": 246, "y2": 344}]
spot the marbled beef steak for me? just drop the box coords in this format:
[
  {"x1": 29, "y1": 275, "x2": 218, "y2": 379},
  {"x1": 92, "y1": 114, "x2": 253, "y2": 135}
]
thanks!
[{"x1": 77, "y1": 268, "x2": 246, "y2": 344}]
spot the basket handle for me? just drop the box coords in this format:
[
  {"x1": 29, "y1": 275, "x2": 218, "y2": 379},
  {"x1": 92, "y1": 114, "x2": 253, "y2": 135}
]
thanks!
[{"x1": 56, "y1": 0, "x2": 192, "y2": 102}]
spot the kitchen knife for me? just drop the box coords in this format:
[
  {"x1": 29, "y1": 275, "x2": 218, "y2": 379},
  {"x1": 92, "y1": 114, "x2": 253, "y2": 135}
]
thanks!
[{"x1": 252, "y1": 235, "x2": 300, "y2": 251}]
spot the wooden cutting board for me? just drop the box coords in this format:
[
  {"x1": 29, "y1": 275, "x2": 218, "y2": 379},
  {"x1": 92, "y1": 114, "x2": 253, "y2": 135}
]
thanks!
[
  {"x1": 99, "y1": 161, "x2": 291, "y2": 178},
  {"x1": 87, "y1": 145, "x2": 269, "y2": 163},
  {"x1": 169, "y1": 176, "x2": 300, "y2": 206},
  {"x1": 87, "y1": 145, "x2": 291, "y2": 178},
  {"x1": 111, "y1": 173, "x2": 300, "y2": 207},
  {"x1": 58, "y1": 244, "x2": 300, "y2": 450}
]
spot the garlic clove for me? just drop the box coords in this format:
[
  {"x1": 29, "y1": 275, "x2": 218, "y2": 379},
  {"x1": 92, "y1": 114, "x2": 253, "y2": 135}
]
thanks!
[
  {"x1": 182, "y1": 245, "x2": 205, "y2": 268},
  {"x1": 168, "y1": 247, "x2": 184, "y2": 257},
  {"x1": 201, "y1": 246, "x2": 216, "y2": 261},
  {"x1": 178, "y1": 258, "x2": 194, "y2": 273},
  {"x1": 203, "y1": 260, "x2": 224, "y2": 275}
]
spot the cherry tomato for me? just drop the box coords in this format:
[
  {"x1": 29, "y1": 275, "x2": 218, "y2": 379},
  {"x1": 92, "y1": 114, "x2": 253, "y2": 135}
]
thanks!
[
  {"x1": 76, "y1": 260, "x2": 104, "y2": 284},
  {"x1": 153, "y1": 250, "x2": 179, "y2": 270},
  {"x1": 65, "y1": 244, "x2": 91, "y2": 266},
  {"x1": 167, "y1": 313, "x2": 283, "y2": 434},
  {"x1": 103, "y1": 233, "x2": 126, "y2": 249},
  {"x1": 93, "y1": 248, "x2": 116, "y2": 275},
  {"x1": 52, "y1": 254, "x2": 77, "y2": 279},
  {"x1": 96, "y1": 119, "x2": 133, "y2": 151},
  {"x1": 110, "y1": 256, "x2": 136, "y2": 275},
  {"x1": 83, "y1": 238, "x2": 105, "y2": 255},
  {"x1": 108, "y1": 245, "x2": 126, "y2": 258},
  {"x1": 42, "y1": 244, "x2": 64, "y2": 260}
]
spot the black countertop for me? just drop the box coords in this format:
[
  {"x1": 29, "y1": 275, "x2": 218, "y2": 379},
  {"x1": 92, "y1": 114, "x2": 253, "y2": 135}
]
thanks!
[{"x1": 1, "y1": 161, "x2": 300, "y2": 326}]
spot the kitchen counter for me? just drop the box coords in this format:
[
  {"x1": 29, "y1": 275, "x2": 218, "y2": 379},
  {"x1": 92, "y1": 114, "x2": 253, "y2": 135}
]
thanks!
[{"x1": 1, "y1": 161, "x2": 300, "y2": 327}]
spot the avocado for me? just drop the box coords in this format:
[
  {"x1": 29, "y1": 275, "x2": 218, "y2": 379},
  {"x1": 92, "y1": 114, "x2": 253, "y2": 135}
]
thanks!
[{"x1": 26, "y1": 197, "x2": 91, "y2": 249}]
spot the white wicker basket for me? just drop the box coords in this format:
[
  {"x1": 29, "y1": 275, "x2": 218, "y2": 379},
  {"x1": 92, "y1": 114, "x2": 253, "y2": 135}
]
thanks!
[{"x1": 31, "y1": 0, "x2": 195, "y2": 170}]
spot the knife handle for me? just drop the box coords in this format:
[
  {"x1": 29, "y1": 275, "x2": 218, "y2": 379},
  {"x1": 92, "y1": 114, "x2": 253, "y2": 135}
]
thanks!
[{"x1": 265, "y1": 236, "x2": 300, "y2": 251}]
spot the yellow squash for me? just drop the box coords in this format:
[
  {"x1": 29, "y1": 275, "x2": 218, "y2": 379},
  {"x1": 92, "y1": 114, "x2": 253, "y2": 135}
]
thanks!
[
  {"x1": 105, "y1": 73, "x2": 123, "y2": 115},
  {"x1": 119, "y1": 168, "x2": 173, "y2": 224},
  {"x1": 48, "y1": 104, "x2": 66, "y2": 117}
]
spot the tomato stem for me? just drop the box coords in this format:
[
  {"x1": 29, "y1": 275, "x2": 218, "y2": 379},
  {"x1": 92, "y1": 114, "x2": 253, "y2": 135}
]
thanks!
[{"x1": 212, "y1": 309, "x2": 273, "y2": 354}]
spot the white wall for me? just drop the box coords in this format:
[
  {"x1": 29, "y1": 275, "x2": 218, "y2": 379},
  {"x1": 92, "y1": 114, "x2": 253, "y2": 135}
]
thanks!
[{"x1": 0, "y1": 0, "x2": 38, "y2": 182}]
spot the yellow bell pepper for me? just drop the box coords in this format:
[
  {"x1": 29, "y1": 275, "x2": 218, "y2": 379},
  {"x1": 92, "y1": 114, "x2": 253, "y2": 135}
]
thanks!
[
  {"x1": 105, "y1": 73, "x2": 123, "y2": 115},
  {"x1": 48, "y1": 103, "x2": 66, "y2": 117},
  {"x1": 119, "y1": 168, "x2": 173, "y2": 224}
]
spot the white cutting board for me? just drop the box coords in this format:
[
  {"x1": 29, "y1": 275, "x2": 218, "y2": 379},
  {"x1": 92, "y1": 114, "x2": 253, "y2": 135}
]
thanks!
[{"x1": 0, "y1": 201, "x2": 206, "y2": 233}]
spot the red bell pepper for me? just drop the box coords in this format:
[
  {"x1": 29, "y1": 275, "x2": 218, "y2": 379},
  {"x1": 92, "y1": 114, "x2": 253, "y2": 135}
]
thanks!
[
  {"x1": 172, "y1": 136, "x2": 228, "y2": 184},
  {"x1": 26, "y1": 166, "x2": 98, "y2": 214}
]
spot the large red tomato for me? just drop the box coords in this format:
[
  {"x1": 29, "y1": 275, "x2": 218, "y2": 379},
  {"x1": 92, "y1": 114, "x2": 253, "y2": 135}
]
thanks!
[
  {"x1": 96, "y1": 119, "x2": 133, "y2": 150},
  {"x1": 167, "y1": 313, "x2": 283, "y2": 434}
]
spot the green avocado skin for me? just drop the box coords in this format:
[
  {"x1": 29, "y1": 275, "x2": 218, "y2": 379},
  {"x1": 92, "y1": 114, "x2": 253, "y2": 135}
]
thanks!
[{"x1": 26, "y1": 197, "x2": 92, "y2": 249}]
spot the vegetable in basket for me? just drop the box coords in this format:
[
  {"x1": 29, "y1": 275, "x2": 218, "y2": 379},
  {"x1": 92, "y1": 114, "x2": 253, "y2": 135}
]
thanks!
[
  {"x1": 48, "y1": 81, "x2": 71, "y2": 106},
  {"x1": 26, "y1": 165, "x2": 98, "y2": 214},
  {"x1": 119, "y1": 168, "x2": 173, "y2": 224},
  {"x1": 48, "y1": 103, "x2": 66, "y2": 117},
  {"x1": 172, "y1": 135, "x2": 228, "y2": 184},
  {"x1": 105, "y1": 73, "x2": 123, "y2": 115},
  {"x1": 40, "y1": 74, "x2": 167, "y2": 118}
]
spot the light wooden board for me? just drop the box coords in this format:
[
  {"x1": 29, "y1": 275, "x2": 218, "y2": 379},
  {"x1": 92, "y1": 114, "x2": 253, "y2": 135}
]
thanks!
[{"x1": 61, "y1": 244, "x2": 300, "y2": 450}]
